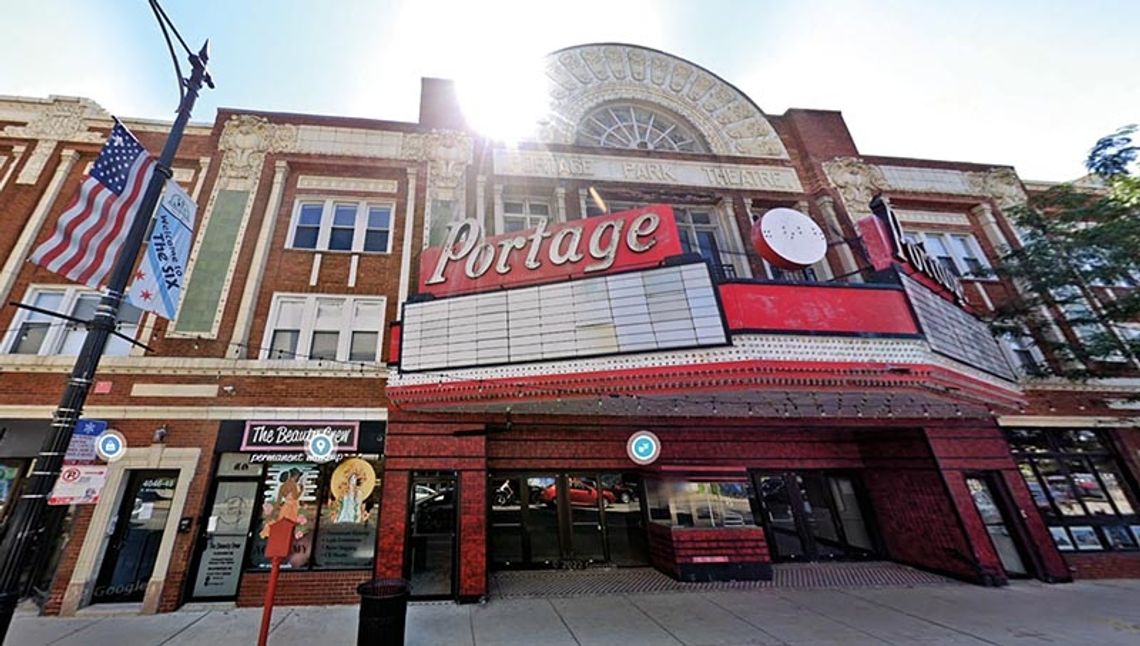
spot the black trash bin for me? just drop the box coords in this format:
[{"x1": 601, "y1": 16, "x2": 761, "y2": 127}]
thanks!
[{"x1": 357, "y1": 578, "x2": 410, "y2": 646}]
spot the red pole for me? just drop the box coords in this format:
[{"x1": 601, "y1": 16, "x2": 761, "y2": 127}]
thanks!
[{"x1": 257, "y1": 556, "x2": 282, "y2": 646}]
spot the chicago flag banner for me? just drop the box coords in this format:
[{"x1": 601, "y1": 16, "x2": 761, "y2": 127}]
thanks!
[
  {"x1": 126, "y1": 179, "x2": 196, "y2": 320},
  {"x1": 29, "y1": 121, "x2": 156, "y2": 290}
]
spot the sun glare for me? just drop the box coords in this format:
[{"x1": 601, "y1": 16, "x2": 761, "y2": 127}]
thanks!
[{"x1": 455, "y1": 53, "x2": 550, "y2": 144}]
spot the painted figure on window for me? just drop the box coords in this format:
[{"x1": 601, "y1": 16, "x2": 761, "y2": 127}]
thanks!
[
  {"x1": 326, "y1": 458, "x2": 376, "y2": 525},
  {"x1": 260, "y1": 468, "x2": 303, "y2": 539}
]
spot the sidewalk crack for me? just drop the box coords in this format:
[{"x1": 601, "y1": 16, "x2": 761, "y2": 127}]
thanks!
[
  {"x1": 545, "y1": 599, "x2": 583, "y2": 646},
  {"x1": 156, "y1": 611, "x2": 210, "y2": 645},
  {"x1": 839, "y1": 589, "x2": 1001, "y2": 645}
]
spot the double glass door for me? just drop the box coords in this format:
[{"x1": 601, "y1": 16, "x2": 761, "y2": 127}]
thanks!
[
  {"x1": 753, "y1": 471, "x2": 877, "y2": 562},
  {"x1": 490, "y1": 472, "x2": 647, "y2": 569}
]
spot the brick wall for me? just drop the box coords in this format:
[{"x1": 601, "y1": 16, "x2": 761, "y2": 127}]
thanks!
[
  {"x1": 1064, "y1": 552, "x2": 1140, "y2": 579},
  {"x1": 237, "y1": 570, "x2": 371, "y2": 607},
  {"x1": 927, "y1": 424, "x2": 1071, "y2": 583},
  {"x1": 647, "y1": 523, "x2": 769, "y2": 581},
  {"x1": 857, "y1": 428, "x2": 986, "y2": 582}
]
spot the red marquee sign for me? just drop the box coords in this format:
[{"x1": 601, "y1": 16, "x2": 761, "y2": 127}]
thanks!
[{"x1": 418, "y1": 205, "x2": 683, "y2": 297}]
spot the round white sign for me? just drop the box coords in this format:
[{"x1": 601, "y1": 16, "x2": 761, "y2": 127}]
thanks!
[
  {"x1": 95, "y1": 430, "x2": 127, "y2": 462},
  {"x1": 626, "y1": 430, "x2": 661, "y2": 466},
  {"x1": 751, "y1": 208, "x2": 827, "y2": 270},
  {"x1": 305, "y1": 432, "x2": 337, "y2": 463}
]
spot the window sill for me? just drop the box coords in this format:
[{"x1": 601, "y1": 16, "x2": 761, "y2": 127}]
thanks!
[{"x1": 286, "y1": 246, "x2": 393, "y2": 256}]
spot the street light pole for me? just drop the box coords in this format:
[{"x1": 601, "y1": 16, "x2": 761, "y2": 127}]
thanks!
[{"x1": 0, "y1": 41, "x2": 213, "y2": 642}]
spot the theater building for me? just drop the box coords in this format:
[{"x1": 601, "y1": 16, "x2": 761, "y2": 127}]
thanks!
[{"x1": 0, "y1": 43, "x2": 1138, "y2": 613}]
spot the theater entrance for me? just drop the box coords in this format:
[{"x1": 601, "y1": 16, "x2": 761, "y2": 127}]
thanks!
[
  {"x1": 752, "y1": 471, "x2": 879, "y2": 562},
  {"x1": 489, "y1": 472, "x2": 648, "y2": 569}
]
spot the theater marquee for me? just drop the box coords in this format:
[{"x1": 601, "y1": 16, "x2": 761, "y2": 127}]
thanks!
[{"x1": 404, "y1": 206, "x2": 729, "y2": 372}]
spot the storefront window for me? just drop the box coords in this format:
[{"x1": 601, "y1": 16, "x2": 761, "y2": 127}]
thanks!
[
  {"x1": 1007, "y1": 429, "x2": 1140, "y2": 552},
  {"x1": 248, "y1": 457, "x2": 381, "y2": 570},
  {"x1": 645, "y1": 478, "x2": 756, "y2": 528},
  {"x1": 0, "y1": 460, "x2": 26, "y2": 526}
]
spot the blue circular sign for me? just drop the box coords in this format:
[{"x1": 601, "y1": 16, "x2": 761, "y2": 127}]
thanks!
[
  {"x1": 95, "y1": 430, "x2": 127, "y2": 462},
  {"x1": 626, "y1": 430, "x2": 661, "y2": 465},
  {"x1": 306, "y1": 432, "x2": 337, "y2": 463}
]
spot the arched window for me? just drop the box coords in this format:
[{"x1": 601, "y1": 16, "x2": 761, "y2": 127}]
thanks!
[{"x1": 575, "y1": 103, "x2": 707, "y2": 153}]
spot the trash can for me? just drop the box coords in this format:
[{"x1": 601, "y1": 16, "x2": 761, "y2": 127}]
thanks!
[{"x1": 357, "y1": 578, "x2": 410, "y2": 646}]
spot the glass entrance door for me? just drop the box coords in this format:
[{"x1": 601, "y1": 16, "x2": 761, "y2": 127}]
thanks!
[
  {"x1": 93, "y1": 470, "x2": 178, "y2": 604},
  {"x1": 408, "y1": 472, "x2": 457, "y2": 598},
  {"x1": 488, "y1": 472, "x2": 648, "y2": 569},
  {"x1": 191, "y1": 480, "x2": 259, "y2": 599},
  {"x1": 567, "y1": 476, "x2": 605, "y2": 564},
  {"x1": 966, "y1": 474, "x2": 1029, "y2": 577},
  {"x1": 752, "y1": 471, "x2": 877, "y2": 562}
]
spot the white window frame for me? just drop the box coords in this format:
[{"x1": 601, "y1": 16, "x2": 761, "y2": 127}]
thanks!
[
  {"x1": 576, "y1": 199, "x2": 751, "y2": 279},
  {"x1": 286, "y1": 198, "x2": 396, "y2": 254},
  {"x1": 495, "y1": 195, "x2": 553, "y2": 235},
  {"x1": 903, "y1": 230, "x2": 993, "y2": 280},
  {"x1": 675, "y1": 205, "x2": 748, "y2": 279},
  {"x1": 999, "y1": 330, "x2": 1047, "y2": 377},
  {"x1": 1, "y1": 285, "x2": 141, "y2": 357},
  {"x1": 260, "y1": 293, "x2": 387, "y2": 363}
]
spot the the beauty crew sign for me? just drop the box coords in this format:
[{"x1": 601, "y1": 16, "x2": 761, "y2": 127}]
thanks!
[{"x1": 418, "y1": 205, "x2": 683, "y2": 297}]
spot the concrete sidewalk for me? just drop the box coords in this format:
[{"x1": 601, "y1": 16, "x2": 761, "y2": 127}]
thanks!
[{"x1": 10, "y1": 580, "x2": 1140, "y2": 645}]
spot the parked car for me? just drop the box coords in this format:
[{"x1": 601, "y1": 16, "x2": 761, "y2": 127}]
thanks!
[
  {"x1": 414, "y1": 489, "x2": 454, "y2": 532},
  {"x1": 540, "y1": 479, "x2": 616, "y2": 507},
  {"x1": 599, "y1": 474, "x2": 637, "y2": 504}
]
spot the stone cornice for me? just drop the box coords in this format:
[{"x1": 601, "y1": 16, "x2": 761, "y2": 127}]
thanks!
[{"x1": 0, "y1": 355, "x2": 389, "y2": 378}]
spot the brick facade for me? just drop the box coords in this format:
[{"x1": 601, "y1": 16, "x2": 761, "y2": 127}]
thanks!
[{"x1": 1, "y1": 42, "x2": 1137, "y2": 616}]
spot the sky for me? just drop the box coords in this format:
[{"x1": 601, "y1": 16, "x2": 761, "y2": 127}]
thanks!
[{"x1": 1, "y1": 1, "x2": 1136, "y2": 181}]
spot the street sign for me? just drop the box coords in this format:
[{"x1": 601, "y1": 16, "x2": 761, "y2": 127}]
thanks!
[
  {"x1": 627, "y1": 430, "x2": 661, "y2": 465},
  {"x1": 48, "y1": 465, "x2": 108, "y2": 505},
  {"x1": 95, "y1": 430, "x2": 128, "y2": 462},
  {"x1": 63, "y1": 419, "x2": 107, "y2": 463},
  {"x1": 305, "y1": 432, "x2": 337, "y2": 463}
]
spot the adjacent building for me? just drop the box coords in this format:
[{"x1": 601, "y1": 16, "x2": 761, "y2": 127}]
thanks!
[{"x1": 0, "y1": 43, "x2": 1137, "y2": 614}]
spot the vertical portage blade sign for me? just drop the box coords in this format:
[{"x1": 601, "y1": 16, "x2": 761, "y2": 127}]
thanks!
[{"x1": 126, "y1": 179, "x2": 197, "y2": 320}]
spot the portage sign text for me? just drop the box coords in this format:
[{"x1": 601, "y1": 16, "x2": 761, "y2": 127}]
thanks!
[{"x1": 419, "y1": 205, "x2": 683, "y2": 297}]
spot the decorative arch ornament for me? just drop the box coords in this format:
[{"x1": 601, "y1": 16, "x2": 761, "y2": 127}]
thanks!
[{"x1": 538, "y1": 44, "x2": 789, "y2": 159}]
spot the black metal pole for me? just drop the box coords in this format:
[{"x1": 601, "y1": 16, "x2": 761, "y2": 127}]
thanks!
[{"x1": 0, "y1": 42, "x2": 212, "y2": 642}]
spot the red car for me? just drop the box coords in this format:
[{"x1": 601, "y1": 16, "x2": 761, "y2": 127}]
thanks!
[{"x1": 540, "y1": 479, "x2": 617, "y2": 507}]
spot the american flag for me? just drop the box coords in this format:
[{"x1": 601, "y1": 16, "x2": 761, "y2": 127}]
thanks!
[{"x1": 29, "y1": 121, "x2": 156, "y2": 289}]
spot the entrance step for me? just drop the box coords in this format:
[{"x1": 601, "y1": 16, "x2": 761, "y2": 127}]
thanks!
[{"x1": 490, "y1": 562, "x2": 954, "y2": 599}]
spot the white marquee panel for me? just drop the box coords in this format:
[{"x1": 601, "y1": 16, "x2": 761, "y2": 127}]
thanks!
[{"x1": 401, "y1": 263, "x2": 726, "y2": 372}]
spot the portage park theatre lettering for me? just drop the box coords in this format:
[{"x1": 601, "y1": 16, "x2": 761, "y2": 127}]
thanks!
[{"x1": 492, "y1": 149, "x2": 804, "y2": 193}]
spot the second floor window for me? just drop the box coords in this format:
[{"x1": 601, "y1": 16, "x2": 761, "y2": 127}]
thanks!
[
  {"x1": 3, "y1": 286, "x2": 142, "y2": 357},
  {"x1": 289, "y1": 200, "x2": 394, "y2": 254},
  {"x1": 675, "y1": 208, "x2": 735, "y2": 279},
  {"x1": 502, "y1": 199, "x2": 550, "y2": 233},
  {"x1": 903, "y1": 231, "x2": 990, "y2": 279},
  {"x1": 263, "y1": 294, "x2": 385, "y2": 363},
  {"x1": 1000, "y1": 331, "x2": 1046, "y2": 376}
]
